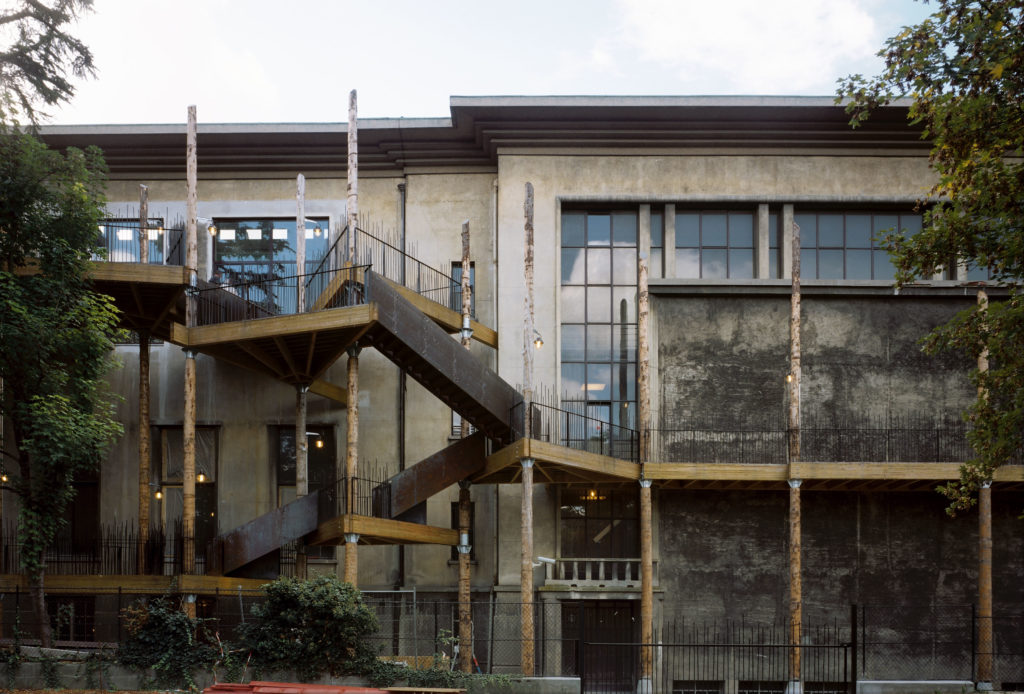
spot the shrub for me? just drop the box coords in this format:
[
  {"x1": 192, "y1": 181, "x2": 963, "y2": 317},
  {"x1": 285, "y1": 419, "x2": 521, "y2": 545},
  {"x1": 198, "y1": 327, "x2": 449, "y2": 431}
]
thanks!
[
  {"x1": 238, "y1": 575, "x2": 379, "y2": 681},
  {"x1": 118, "y1": 594, "x2": 219, "y2": 690}
]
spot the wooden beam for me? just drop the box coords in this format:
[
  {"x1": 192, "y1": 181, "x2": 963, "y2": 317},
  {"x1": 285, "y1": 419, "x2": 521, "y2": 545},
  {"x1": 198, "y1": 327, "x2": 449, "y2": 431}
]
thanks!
[
  {"x1": 235, "y1": 340, "x2": 289, "y2": 379},
  {"x1": 791, "y1": 462, "x2": 961, "y2": 481},
  {"x1": 307, "y1": 514, "x2": 459, "y2": 546},
  {"x1": 88, "y1": 262, "x2": 190, "y2": 285},
  {"x1": 473, "y1": 439, "x2": 528, "y2": 482},
  {"x1": 305, "y1": 331, "x2": 318, "y2": 376},
  {"x1": 179, "y1": 303, "x2": 376, "y2": 346},
  {"x1": 309, "y1": 321, "x2": 376, "y2": 382},
  {"x1": 0, "y1": 574, "x2": 267, "y2": 595},
  {"x1": 529, "y1": 440, "x2": 640, "y2": 480},
  {"x1": 309, "y1": 378, "x2": 348, "y2": 404},
  {"x1": 273, "y1": 336, "x2": 303, "y2": 380}
]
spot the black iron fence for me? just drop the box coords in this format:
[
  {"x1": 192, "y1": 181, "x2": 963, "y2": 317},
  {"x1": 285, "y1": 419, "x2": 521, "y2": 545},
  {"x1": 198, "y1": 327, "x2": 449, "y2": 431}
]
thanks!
[
  {"x1": 510, "y1": 401, "x2": 640, "y2": 462},
  {"x1": 0, "y1": 589, "x2": 1022, "y2": 689},
  {"x1": 1, "y1": 521, "x2": 205, "y2": 577},
  {"x1": 316, "y1": 471, "x2": 393, "y2": 521},
  {"x1": 94, "y1": 219, "x2": 184, "y2": 265},
  {"x1": 651, "y1": 417, "x2": 1022, "y2": 464},
  {"x1": 311, "y1": 226, "x2": 471, "y2": 316},
  {"x1": 193, "y1": 264, "x2": 370, "y2": 326}
]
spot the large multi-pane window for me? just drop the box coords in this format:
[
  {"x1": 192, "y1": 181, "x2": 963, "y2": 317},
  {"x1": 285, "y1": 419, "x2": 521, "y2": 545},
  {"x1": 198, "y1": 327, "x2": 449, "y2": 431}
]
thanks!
[
  {"x1": 561, "y1": 211, "x2": 637, "y2": 441},
  {"x1": 675, "y1": 211, "x2": 756, "y2": 279},
  {"x1": 213, "y1": 217, "x2": 329, "y2": 282},
  {"x1": 650, "y1": 211, "x2": 664, "y2": 279},
  {"x1": 560, "y1": 488, "x2": 637, "y2": 558},
  {"x1": 153, "y1": 426, "x2": 218, "y2": 569},
  {"x1": 796, "y1": 212, "x2": 922, "y2": 280}
]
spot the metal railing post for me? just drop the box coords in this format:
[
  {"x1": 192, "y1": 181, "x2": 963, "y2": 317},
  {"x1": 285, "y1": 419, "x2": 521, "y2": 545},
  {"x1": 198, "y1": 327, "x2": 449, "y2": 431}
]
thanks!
[{"x1": 850, "y1": 603, "x2": 858, "y2": 694}]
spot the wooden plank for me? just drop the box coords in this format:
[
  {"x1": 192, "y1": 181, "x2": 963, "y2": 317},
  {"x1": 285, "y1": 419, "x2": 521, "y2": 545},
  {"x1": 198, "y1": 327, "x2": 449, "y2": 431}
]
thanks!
[
  {"x1": 309, "y1": 378, "x2": 348, "y2": 404},
  {"x1": 307, "y1": 514, "x2": 459, "y2": 546},
  {"x1": 791, "y1": 462, "x2": 962, "y2": 480},
  {"x1": 0, "y1": 574, "x2": 266, "y2": 594},
  {"x1": 88, "y1": 262, "x2": 189, "y2": 285},
  {"x1": 180, "y1": 304, "x2": 376, "y2": 346},
  {"x1": 646, "y1": 463, "x2": 787, "y2": 481},
  {"x1": 384, "y1": 277, "x2": 498, "y2": 348},
  {"x1": 529, "y1": 440, "x2": 640, "y2": 480},
  {"x1": 472, "y1": 439, "x2": 528, "y2": 482}
]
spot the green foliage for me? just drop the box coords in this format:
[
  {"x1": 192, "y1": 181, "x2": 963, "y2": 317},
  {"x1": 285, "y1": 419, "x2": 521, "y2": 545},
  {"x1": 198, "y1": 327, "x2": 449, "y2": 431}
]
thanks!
[
  {"x1": 1, "y1": 616, "x2": 24, "y2": 689},
  {"x1": 838, "y1": 0, "x2": 1024, "y2": 513},
  {"x1": 118, "y1": 595, "x2": 219, "y2": 690},
  {"x1": 237, "y1": 576, "x2": 380, "y2": 681},
  {"x1": 39, "y1": 652, "x2": 60, "y2": 689},
  {"x1": 0, "y1": 0, "x2": 97, "y2": 126},
  {"x1": 83, "y1": 649, "x2": 114, "y2": 690},
  {"x1": 0, "y1": 130, "x2": 121, "y2": 643}
]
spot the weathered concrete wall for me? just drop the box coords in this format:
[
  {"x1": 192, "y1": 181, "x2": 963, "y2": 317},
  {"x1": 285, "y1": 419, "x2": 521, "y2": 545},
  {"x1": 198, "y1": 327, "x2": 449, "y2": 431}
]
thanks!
[
  {"x1": 97, "y1": 169, "x2": 501, "y2": 589},
  {"x1": 495, "y1": 153, "x2": 936, "y2": 392},
  {"x1": 658, "y1": 489, "x2": 1024, "y2": 624},
  {"x1": 657, "y1": 293, "x2": 977, "y2": 429}
]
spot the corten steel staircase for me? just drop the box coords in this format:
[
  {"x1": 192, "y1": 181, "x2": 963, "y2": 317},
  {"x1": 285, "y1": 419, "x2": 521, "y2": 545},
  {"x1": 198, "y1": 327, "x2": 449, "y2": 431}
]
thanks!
[
  {"x1": 93, "y1": 227, "x2": 521, "y2": 577},
  {"x1": 193, "y1": 259, "x2": 519, "y2": 575}
]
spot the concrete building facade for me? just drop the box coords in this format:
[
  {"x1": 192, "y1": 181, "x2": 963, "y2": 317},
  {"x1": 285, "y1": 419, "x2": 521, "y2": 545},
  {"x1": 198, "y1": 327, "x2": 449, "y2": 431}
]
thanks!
[{"x1": 4, "y1": 96, "x2": 1022, "y2": 691}]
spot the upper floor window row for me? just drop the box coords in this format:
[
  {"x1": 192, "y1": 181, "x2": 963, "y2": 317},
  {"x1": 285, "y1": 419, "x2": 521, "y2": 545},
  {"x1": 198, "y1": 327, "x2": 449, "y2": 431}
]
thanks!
[
  {"x1": 796, "y1": 212, "x2": 921, "y2": 281},
  {"x1": 645, "y1": 207, "x2": 924, "y2": 282}
]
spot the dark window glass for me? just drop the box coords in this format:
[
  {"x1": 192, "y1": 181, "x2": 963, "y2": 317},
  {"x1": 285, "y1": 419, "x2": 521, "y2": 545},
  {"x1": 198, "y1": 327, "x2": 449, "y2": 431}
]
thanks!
[
  {"x1": 674, "y1": 210, "x2": 756, "y2": 279},
  {"x1": 559, "y1": 488, "x2": 639, "y2": 558},
  {"x1": 797, "y1": 211, "x2": 922, "y2": 280},
  {"x1": 560, "y1": 210, "x2": 638, "y2": 454}
]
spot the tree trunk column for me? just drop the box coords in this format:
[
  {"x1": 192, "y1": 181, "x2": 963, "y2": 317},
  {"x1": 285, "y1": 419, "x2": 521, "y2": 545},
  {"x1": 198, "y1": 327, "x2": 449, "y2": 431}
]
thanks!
[
  {"x1": 343, "y1": 345, "x2": 360, "y2": 585},
  {"x1": 978, "y1": 480, "x2": 993, "y2": 689},
  {"x1": 295, "y1": 385, "x2": 309, "y2": 579},
  {"x1": 182, "y1": 105, "x2": 199, "y2": 581},
  {"x1": 458, "y1": 481, "x2": 473, "y2": 673},
  {"x1": 637, "y1": 220, "x2": 654, "y2": 694},
  {"x1": 138, "y1": 183, "x2": 152, "y2": 572},
  {"x1": 788, "y1": 479, "x2": 802, "y2": 690},
  {"x1": 138, "y1": 330, "x2": 151, "y2": 571},
  {"x1": 520, "y1": 457, "x2": 535, "y2": 676},
  {"x1": 976, "y1": 288, "x2": 993, "y2": 690},
  {"x1": 639, "y1": 479, "x2": 654, "y2": 693}
]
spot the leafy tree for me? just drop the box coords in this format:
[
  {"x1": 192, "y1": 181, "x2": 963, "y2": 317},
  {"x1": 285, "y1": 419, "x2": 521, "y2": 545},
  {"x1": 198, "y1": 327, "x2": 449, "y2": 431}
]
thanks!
[
  {"x1": 0, "y1": 131, "x2": 122, "y2": 646},
  {"x1": 838, "y1": 0, "x2": 1023, "y2": 512},
  {"x1": 238, "y1": 576, "x2": 380, "y2": 681},
  {"x1": 0, "y1": 0, "x2": 96, "y2": 125}
]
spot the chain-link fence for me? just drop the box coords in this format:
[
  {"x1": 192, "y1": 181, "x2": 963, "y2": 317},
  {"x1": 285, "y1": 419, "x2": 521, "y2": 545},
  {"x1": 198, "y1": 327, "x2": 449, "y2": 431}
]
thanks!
[{"x1": 3, "y1": 589, "x2": 1023, "y2": 690}]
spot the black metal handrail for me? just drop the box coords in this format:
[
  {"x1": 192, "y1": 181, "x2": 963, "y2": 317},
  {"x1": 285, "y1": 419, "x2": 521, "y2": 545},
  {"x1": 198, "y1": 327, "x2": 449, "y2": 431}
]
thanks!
[
  {"x1": 193, "y1": 264, "x2": 371, "y2": 326},
  {"x1": 510, "y1": 400, "x2": 640, "y2": 462},
  {"x1": 308, "y1": 226, "x2": 471, "y2": 316},
  {"x1": 93, "y1": 219, "x2": 184, "y2": 265},
  {"x1": 317, "y1": 474, "x2": 393, "y2": 520}
]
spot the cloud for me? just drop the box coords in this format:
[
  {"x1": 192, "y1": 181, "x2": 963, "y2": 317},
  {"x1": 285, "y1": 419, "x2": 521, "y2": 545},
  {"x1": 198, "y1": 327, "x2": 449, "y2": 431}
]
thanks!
[{"x1": 614, "y1": 0, "x2": 881, "y2": 94}]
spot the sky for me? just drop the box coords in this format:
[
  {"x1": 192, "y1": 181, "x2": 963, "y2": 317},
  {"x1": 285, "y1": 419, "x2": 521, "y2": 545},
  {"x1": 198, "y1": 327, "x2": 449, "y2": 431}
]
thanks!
[{"x1": 46, "y1": 0, "x2": 934, "y2": 125}]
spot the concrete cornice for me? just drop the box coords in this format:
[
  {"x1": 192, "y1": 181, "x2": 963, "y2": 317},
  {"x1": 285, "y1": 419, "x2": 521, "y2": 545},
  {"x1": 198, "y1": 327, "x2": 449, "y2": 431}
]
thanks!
[{"x1": 38, "y1": 94, "x2": 927, "y2": 176}]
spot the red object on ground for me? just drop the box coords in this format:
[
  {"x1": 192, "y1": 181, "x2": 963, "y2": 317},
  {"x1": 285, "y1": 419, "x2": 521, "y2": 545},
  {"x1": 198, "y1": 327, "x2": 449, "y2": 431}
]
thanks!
[{"x1": 206, "y1": 681, "x2": 389, "y2": 694}]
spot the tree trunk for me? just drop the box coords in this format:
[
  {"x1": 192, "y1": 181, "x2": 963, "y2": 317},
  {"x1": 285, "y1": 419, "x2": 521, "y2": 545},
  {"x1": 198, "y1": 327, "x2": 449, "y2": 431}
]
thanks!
[{"x1": 30, "y1": 570, "x2": 51, "y2": 648}]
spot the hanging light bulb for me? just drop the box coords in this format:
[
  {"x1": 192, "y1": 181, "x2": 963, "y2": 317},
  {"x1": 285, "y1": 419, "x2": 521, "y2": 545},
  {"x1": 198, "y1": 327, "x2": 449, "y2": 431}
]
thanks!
[
  {"x1": 197, "y1": 472, "x2": 206, "y2": 483},
  {"x1": 314, "y1": 225, "x2": 323, "y2": 237},
  {"x1": 315, "y1": 438, "x2": 324, "y2": 449},
  {"x1": 0, "y1": 473, "x2": 8, "y2": 483},
  {"x1": 154, "y1": 490, "x2": 163, "y2": 500},
  {"x1": 208, "y1": 223, "x2": 218, "y2": 236}
]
